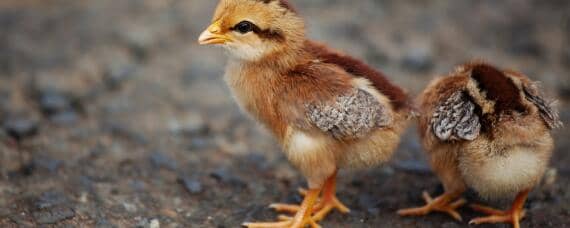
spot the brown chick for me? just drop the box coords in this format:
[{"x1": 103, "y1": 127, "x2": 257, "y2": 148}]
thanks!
[
  {"x1": 398, "y1": 62, "x2": 562, "y2": 228},
  {"x1": 198, "y1": 0, "x2": 412, "y2": 227}
]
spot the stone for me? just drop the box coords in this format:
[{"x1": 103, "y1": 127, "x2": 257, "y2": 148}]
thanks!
[
  {"x1": 38, "y1": 89, "x2": 73, "y2": 115},
  {"x1": 149, "y1": 152, "x2": 178, "y2": 171},
  {"x1": 178, "y1": 177, "x2": 203, "y2": 194},
  {"x1": 49, "y1": 110, "x2": 79, "y2": 126},
  {"x1": 2, "y1": 117, "x2": 39, "y2": 140},
  {"x1": 32, "y1": 206, "x2": 75, "y2": 224},
  {"x1": 35, "y1": 191, "x2": 68, "y2": 209}
]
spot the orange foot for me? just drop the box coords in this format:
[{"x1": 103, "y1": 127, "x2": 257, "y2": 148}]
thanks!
[
  {"x1": 469, "y1": 189, "x2": 530, "y2": 228},
  {"x1": 398, "y1": 191, "x2": 466, "y2": 221},
  {"x1": 243, "y1": 188, "x2": 321, "y2": 228},
  {"x1": 270, "y1": 171, "x2": 350, "y2": 225}
]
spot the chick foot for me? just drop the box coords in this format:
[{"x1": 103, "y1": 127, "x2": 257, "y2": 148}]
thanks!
[
  {"x1": 271, "y1": 171, "x2": 350, "y2": 222},
  {"x1": 243, "y1": 189, "x2": 321, "y2": 228},
  {"x1": 398, "y1": 191, "x2": 467, "y2": 221},
  {"x1": 469, "y1": 190, "x2": 530, "y2": 228}
]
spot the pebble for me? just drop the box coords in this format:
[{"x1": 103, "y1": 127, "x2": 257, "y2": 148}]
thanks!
[
  {"x1": 35, "y1": 191, "x2": 68, "y2": 209},
  {"x1": 357, "y1": 194, "x2": 379, "y2": 214},
  {"x1": 168, "y1": 113, "x2": 208, "y2": 135},
  {"x1": 103, "y1": 122, "x2": 148, "y2": 145},
  {"x1": 95, "y1": 219, "x2": 117, "y2": 228},
  {"x1": 179, "y1": 176, "x2": 203, "y2": 194},
  {"x1": 149, "y1": 218, "x2": 160, "y2": 228},
  {"x1": 149, "y1": 152, "x2": 178, "y2": 171},
  {"x1": 188, "y1": 137, "x2": 210, "y2": 150},
  {"x1": 2, "y1": 117, "x2": 39, "y2": 140},
  {"x1": 401, "y1": 47, "x2": 434, "y2": 73},
  {"x1": 32, "y1": 206, "x2": 75, "y2": 224},
  {"x1": 104, "y1": 63, "x2": 136, "y2": 90},
  {"x1": 49, "y1": 110, "x2": 79, "y2": 126},
  {"x1": 32, "y1": 191, "x2": 75, "y2": 224},
  {"x1": 210, "y1": 168, "x2": 247, "y2": 188},
  {"x1": 38, "y1": 89, "x2": 73, "y2": 115},
  {"x1": 32, "y1": 156, "x2": 63, "y2": 173}
]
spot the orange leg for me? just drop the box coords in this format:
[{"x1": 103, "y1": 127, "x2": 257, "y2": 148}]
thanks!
[
  {"x1": 272, "y1": 171, "x2": 350, "y2": 223},
  {"x1": 469, "y1": 189, "x2": 530, "y2": 228},
  {"x1": 398, "y1": 191, "x2": 467, "y2": 221}
]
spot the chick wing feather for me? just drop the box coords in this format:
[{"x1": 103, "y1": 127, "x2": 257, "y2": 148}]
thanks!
[
  {"x1": 431, "y1": 91, "x2": 481, "y2": 141},
  {"x1": 306, "y1": 89, "x2": 392, "y2": 140},
  {"x1": 523, "y1": 84, "x2": 563, "y2": 130}
]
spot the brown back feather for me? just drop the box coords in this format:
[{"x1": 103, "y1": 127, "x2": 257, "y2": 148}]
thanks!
[
  {"x1": 469, "y1": 63, "x2": 526, "y2": 113},
  {"x1": 304, "y1": 41, "x2": 409, "y2": 110}
]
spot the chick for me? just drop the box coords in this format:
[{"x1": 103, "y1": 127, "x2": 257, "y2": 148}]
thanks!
[
  {"x1": 398, "y1": 62, "x2": 562, "y2": 228},
  {"x1": 198, "y1": 0, "x2": 412, "y2": 227}
]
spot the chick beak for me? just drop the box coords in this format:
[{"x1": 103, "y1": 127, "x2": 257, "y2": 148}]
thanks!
[{"x1": 198, "y1": 21, "x2": 230, "y2": 45}]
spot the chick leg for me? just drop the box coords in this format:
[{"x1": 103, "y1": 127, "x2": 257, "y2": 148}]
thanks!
[
  {"x1": 310, "y1": 171, "x2": 350, "y2": 221},
  {"x1": 397, "y1": 191, "x2": 467, "y2": 221},
  {"x1": 243, "y1": 189, "x2": 321, "y2": 228},
  {"x1": 275, "y1": 171, "x2": 350, "y2": 222},
  {"x1": 469, "y1": 189, "x2": 530, "y2": 228}
]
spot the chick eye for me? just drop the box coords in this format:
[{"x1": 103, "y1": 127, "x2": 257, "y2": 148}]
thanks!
[{"x1": 234, "y1": 21, "x2": 255, "y2": 34}]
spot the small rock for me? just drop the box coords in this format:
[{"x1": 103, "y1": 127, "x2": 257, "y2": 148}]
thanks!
[
  {"x1": 37, "y1": 89, "x2": 72, "y2": 115},
  {"x1": 95, "y1": 218, "x2": 117, "y2": 228},
  {"x1": 104, "y1": 63, "x2": 136, "y2": 90},
  {"x1": 135, "y1": 217, "x2": 159, "y2": 228},
  {"x1": 123, "y1": 202, "x2": 137, "y2": 213},
  {"x1": 2, "y1": 117, "x2": 39, "y2": 140},
  {"x1": 179, "y1": 177, "x2": 203, "y2": 194},
  {"x1": 49, "y1": 110, "x2": 79, "y2": 126},
  {"x1": 401, "y1": 47, "x2": 434, "y2": 73},
  {"x1": 103, "y1": 122, "x2": 148, "y2": 145},
  {"x1": 149, "y1": 152, "x2": 178, "y2": 171},
  {"x1": 149, "y1": 218, "x2": 160, "y2": 228},
  {"x1": 32, "y1": 156, "x2": 63, "y2": 173},
  {"x1": 32, "y1": 206, "x2": 75, "y2": 224},
  {"x1": 34, "y1": 191, "x2": 68, "y2": 209},
  {"x1": 357, "y1": 194, "x2": 379, "y2": 214},
  {"x1": 210, "y1": 168, "x2": 247, "y2": 188},
  {"x1": 188, "y1": 137, "x2": 210, "y2": 150},
  {"x1": 168, "y1": 113, "x2": 208, "y2": 135}
]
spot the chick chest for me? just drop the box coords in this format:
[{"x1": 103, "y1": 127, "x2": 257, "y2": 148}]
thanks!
[{"x1": 224, "y1": 62, "x2": 288, "y2": 139}]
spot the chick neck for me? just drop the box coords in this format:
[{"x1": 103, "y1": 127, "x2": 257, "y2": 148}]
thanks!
[{"x1": 231, "y1": 39, "x2": 310, "y2": 75}]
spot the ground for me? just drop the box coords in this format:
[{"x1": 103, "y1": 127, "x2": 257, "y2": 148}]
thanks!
[{"x1": 1, "y1": 0, "x2": 569, "y2": 227}]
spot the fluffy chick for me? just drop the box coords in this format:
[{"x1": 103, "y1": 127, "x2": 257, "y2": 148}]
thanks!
[
  {"x1": 398, "y1": 62, "x2": 562, "y2": 228},
  {"x1": 198, "y1": 0, "x2": 412, "y2": 227}
]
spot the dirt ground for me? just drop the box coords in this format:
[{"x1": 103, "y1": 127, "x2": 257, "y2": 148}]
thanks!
[{"x1": 1, "y1": 0, "x2": 569, "y2": 227}]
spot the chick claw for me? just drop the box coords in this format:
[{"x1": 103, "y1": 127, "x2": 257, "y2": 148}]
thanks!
[
  {"x1": 469, "y1": 204, "x2": 527, "y2": 228},
  {"x1": 398, "y1": 191, "x2": 466, "y2": 221}
]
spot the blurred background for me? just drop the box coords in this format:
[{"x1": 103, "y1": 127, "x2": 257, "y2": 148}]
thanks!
[{"x1": 0, "y1": 0, "x2": 569, "y2": 227}]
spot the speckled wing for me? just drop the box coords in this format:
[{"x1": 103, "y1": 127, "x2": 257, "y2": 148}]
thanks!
[
  {"x1": 306, "y1": 89, "x2": 392, "y2": 140},
  {"x1": 523, "y1": 84, "x2": 563, "y2": 129},
  {"x1": 431, "y1": 92, "x2": 481, "y2": 141}
]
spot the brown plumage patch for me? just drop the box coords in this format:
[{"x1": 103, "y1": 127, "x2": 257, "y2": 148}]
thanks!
[
  {"x1": 259, "y1": 0, "x2": 297, "y2": 13},
  {"x1": 303, "y1": 41, "x2": 409, "y2": 110},
  {"x1": 469, "y1": 63, "x2": 526, "y2": 113},
  {"x1": 253, "y1": 25, "x2": 285, "y2": 42}
]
